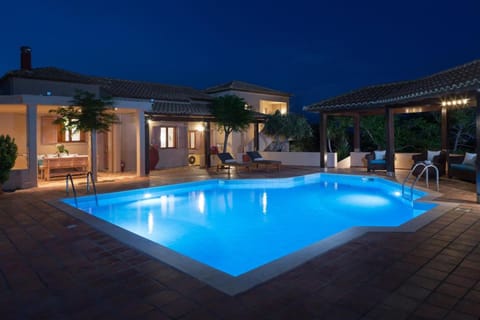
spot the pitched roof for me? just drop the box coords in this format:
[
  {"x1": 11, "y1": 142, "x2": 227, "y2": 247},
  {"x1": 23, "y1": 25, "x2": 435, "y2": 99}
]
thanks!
[
  {"x1": 304, "y1": 59, "x2": 480, "y2": 112},
  {"x1": 150, "y1": 101, "x2": 212, "y2": 116},
  {"x1": 146, "y1": 101, "x2": 267, "y2": 122},
  {"x1": 2, "y1": 67, "x2": 212, "y2": 102},
  {"x1": 205, "y1": 80, "x2": 290, "y2": 97}
]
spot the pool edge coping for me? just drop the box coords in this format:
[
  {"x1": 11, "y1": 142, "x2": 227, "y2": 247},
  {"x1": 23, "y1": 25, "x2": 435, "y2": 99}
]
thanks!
[{"x1": 47, "y1": 176, "x2": 457, "y2": 296}]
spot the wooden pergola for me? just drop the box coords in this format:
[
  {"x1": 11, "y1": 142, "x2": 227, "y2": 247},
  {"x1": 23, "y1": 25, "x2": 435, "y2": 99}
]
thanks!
[{"x1": 304, "y1": 59, "x2": 480, "y2": 202}]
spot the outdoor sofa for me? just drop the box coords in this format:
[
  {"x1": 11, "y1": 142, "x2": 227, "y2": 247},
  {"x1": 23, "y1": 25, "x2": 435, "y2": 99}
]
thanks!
[{"x1": 448, "y1": 153, "x2": 476, "y2": 183}]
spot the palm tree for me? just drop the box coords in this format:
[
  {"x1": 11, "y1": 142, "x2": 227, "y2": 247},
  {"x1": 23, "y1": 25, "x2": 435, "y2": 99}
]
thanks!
[
  {"x1": 50, "y1": 90, "x2": 119, "y2": 180},
  {"x1": 210, "y1": 95, "x2": 254, "y2": 153}
]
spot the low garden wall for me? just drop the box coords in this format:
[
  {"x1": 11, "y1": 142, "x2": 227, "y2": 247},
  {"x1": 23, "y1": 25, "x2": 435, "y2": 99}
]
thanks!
[{"x1": 260, "y1": 151, "x2": 419, "y2": 170}]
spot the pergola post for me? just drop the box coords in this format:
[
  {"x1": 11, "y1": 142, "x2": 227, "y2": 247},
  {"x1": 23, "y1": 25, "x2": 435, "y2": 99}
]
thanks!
[
  {"x1": 441, "y1": 106, "x2": 448, "y2": 151},
  {"x1": 353, "y1": 113, "x2": 361, "y2": 151},
  {"x1": 254, "y1": 121, "x2": 260, "y2": 151},
  {"x1": 385, "y1": 106, "x2": 395, "y2": 176},
  {"x1": 319, "y1": 112, "x2": 327, "y2": 168},
  {"x1": 144, "y1": 117, "x2": 150, "y2": 175},
  {"x1": 476, "y1": 92, "x2": 480, "y2": 203},
  {"x1": 204, "y1": 121, "x2": 211, "y2": 168}
]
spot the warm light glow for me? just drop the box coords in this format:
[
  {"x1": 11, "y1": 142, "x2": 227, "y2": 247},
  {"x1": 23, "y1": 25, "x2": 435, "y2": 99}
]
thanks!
[
  {"x1": 198, "y1": 192, "x2": 205, "y2": 214},
  {"x1": 280, "y1": 109, "x2": 287, "y2": 114},
  {"x1": 195, "y1": 124, "x2": 204, "y2": 132},
  {"x1": 148, "y1": 212, "x2": 154, "y2": 234},
  {"x1": 262, "y1": 192, "x2": 268, "y2": 214},
  {"x1": 441, "y1": 98, "x2": 469, "y2": 107}
]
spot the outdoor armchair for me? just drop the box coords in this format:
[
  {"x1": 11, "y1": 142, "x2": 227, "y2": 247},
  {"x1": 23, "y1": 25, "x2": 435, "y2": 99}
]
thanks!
[
  {"x1": 365, "y1": 150, "x2": 387, "y2": 172},
  {"x1": 411, "y1": 150, "x2": 447, "y2": 176}
]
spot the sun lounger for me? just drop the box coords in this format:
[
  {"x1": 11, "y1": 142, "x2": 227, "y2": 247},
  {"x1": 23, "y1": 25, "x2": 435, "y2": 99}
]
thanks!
[
  {"x1": 246, "y1": 151, "x2": 281, "y2": 171},
  {"x1": 216, "y1": 153, "x2": 250, "y2": 173}
]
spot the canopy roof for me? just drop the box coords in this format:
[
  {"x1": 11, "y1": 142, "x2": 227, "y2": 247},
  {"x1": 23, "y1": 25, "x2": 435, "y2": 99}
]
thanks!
[{"x1": 304, "y1": 59, "x2": 480, "y2": 113}]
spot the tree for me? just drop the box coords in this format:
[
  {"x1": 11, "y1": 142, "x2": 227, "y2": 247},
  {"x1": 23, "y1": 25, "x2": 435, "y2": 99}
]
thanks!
[
  {"x1": 210, "y1": 95, "x2": 254, "y2": 153},
  {"x1": 50, "y1": 90, "x2": 119, "y2": 180},
  {"x1": 262, "y1": 110, "x2": 312, "y2": 151},
  {"x1": 449, "y1": 107, "x2": 475, "y2": 152},
  {"x1": 360, "y1": 115, "x2": 385, "y2": 150},
  {"x1": 0, "y1": 134, "x2": 18, "y2": 193},
  {"x1": 327, "y1": 116, "x2": 352, "y2": 160}
]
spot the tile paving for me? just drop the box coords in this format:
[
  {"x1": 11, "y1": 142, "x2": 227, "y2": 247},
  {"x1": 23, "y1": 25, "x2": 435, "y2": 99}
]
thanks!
[{"x1": 1, "y1": 166, "x2": 480, "y2": 319}]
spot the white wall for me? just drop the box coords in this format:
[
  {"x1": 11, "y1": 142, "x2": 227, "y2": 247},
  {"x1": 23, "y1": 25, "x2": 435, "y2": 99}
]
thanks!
[{"x1": 261, "y1": 151, "x2": 321, "y2": 166}]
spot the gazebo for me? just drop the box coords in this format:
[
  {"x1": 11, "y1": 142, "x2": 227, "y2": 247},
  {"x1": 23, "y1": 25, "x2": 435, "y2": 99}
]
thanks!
[{"x1": 304, "y1": 59, "x2": 480, "y2": 202}]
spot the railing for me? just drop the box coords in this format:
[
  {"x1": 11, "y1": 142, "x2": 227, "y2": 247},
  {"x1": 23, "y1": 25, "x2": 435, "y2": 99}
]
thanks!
[
  {"x1": 86, "y1": 171, "x2": 98, "y2": 205},
  {"x1": 65, "y1": 171, "x2": 98, "y2": 207},
  {"x1": 402, "y1": 162, "x2": 439, "y2": 201},
  {"x1": 65, "y1": 174, "x2": 78, "y2": 207}
]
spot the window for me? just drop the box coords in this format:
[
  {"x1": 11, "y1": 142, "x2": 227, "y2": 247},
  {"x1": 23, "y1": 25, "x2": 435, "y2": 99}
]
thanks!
[
  {"x1": 188, "y1": 131, "x2": 196, "y2": 149},
  {"x1": 58, "y1": 123, "x2": 85, "y2": 143},
  {"x1": 42, "y1": 116, "x2": 85, "y2": 143},
  {"x1": 159, "y1": 127, "x2": 177, "y2": 148}
]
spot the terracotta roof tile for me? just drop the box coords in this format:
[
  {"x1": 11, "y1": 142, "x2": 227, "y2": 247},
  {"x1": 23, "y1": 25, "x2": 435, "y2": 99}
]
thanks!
[
  {"x1": 150, "y1": 101, "x2": 212, "y2": 115},
  {"x1": 305, "y1": 59, "x2": 480, "y2": 112},
  {"x1": 2, "y1": 67, "x2": 212, "y2": 102},
  {"x1": 205, "y1": 80, "x2": 290, "y2": 97}
]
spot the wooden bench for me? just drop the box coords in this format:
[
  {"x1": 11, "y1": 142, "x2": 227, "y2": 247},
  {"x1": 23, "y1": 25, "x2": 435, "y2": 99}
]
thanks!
[{"x1": 41, "y1": 156, "x2": 88, "y2": 181}]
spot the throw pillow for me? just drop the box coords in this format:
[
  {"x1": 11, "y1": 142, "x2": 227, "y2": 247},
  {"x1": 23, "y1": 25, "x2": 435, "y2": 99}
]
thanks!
[
  {"x1": 463, "y1": 152, "x2": 476, "y2": 166},
  {"x1": 374, "y1": 150, "x2": 386, "y2": 160},
  {"x1": 427, "y1": 150, "x2": 441, "y2": 161}
]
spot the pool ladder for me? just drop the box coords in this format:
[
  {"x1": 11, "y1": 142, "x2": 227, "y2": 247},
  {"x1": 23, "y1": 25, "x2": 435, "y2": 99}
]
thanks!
[
  {"x1": 66, "y1": 171, "x2": 98, "y2": 206},
  {"x1": 402, "y1": 162, "x2": 439, "y2": 201}
]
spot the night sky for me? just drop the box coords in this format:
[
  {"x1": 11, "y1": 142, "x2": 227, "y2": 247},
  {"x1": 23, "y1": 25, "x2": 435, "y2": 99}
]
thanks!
[{"x1": 2, "y1": 0, "x2": 480, "y2": 119}]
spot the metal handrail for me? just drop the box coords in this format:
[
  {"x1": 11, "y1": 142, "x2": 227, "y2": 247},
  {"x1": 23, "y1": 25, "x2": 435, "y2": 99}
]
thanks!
[
  {"x1": 402, "y1": 162, "x2": 439, "y2": 201},
  {"x1": 65, "y1": 174, "x2": 78, "y2": 207},
  {"x1": 86, "y1": 171, "x2": 98, "y2": 205}
]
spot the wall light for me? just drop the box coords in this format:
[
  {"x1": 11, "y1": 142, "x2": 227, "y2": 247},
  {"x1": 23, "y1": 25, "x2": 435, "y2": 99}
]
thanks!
[{"x1": 441, "y1": 98, "x2": 469, "y2": 107}]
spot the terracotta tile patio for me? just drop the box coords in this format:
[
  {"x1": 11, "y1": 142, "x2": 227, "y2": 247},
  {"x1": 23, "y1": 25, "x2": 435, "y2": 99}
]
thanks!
[{"x1": 1, "y1": 166, "x2": 479, "y2": 319}]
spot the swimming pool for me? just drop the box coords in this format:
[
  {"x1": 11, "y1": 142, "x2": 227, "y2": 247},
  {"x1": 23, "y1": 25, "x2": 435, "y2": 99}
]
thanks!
[{"x1": 59, "y1": 173, "x2": 445, "y2": 294}]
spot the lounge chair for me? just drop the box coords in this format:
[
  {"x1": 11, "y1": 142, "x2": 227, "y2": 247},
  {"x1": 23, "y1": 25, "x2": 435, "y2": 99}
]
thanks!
[
  {"x1": 216, "y1": 153, "x2": 250, "y2": 173},
  {"x1": 246, "y1": 151, "x2": 281, "y2": 171}
]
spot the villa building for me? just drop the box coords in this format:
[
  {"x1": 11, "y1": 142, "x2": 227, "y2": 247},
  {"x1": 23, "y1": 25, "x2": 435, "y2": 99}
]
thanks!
[{"x1": 0, "y1": 47, "x2": 290, "y2": 190}]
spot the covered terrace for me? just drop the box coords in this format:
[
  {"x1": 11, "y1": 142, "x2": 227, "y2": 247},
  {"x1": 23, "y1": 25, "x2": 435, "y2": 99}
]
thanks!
[{"x1": 304, "y1": 59, "x2": 480, "y2": 202}]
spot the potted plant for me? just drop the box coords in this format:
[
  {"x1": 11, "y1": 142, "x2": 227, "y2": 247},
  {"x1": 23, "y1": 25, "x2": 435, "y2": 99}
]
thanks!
[
  {"x1": 56, "y1": 143, "x2": 69, "y2": 156},
  {"x1": 0, "y1": 134, "x2": 18, "y2": 193}
]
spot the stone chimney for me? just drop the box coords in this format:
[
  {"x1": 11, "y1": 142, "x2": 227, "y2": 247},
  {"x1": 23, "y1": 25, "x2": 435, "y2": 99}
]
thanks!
[{"x1": 20, "y1": 46, "x2": 32, "y2": 70}]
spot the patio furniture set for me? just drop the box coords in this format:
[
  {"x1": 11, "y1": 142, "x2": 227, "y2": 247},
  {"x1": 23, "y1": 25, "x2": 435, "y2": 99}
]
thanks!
[{"x1": 365, "y1": 150, "x2": 475, "y2": 182}]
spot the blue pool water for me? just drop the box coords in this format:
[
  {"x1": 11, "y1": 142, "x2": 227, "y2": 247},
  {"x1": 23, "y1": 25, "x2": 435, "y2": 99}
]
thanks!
[{"x1": 63, "y1": 173, "x2": 435, "y2": 276}]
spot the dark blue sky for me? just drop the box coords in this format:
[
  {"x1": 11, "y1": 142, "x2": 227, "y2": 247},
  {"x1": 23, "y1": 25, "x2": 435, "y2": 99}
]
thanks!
[{"x1": 2, "y1": 0, "x2": 480, "y2": 118}]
